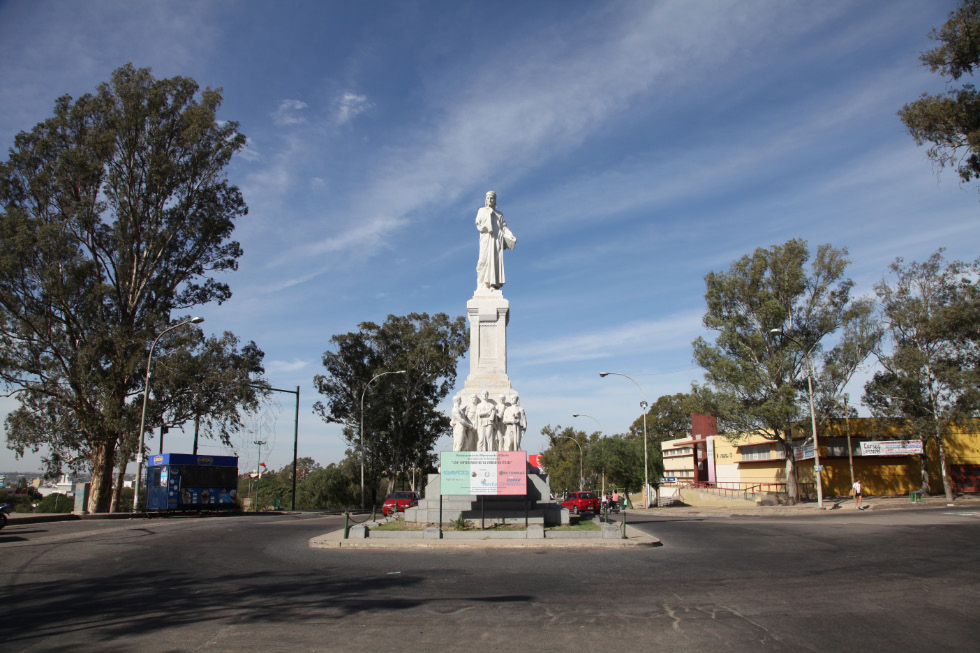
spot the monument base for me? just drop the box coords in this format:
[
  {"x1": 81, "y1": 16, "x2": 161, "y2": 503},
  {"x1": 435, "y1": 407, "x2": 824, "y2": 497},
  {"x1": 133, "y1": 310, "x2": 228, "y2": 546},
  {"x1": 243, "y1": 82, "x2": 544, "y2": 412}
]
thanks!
[{"x1": 402, "y1": 464, "x2": 568, "y2": 526}]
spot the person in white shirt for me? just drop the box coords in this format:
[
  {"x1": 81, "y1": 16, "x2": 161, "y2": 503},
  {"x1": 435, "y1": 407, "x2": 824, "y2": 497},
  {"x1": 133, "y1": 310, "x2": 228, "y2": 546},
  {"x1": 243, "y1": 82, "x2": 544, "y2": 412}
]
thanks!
[{"x1": 852, "y1": 479, "x2": 864, "y2": 510}]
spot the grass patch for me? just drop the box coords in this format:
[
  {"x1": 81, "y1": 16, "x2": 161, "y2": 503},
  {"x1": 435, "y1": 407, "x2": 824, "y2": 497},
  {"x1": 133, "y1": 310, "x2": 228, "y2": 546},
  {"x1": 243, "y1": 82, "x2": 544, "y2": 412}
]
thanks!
[{"x1": 448, "y1": 518, "x2": 526, "y2": 531}]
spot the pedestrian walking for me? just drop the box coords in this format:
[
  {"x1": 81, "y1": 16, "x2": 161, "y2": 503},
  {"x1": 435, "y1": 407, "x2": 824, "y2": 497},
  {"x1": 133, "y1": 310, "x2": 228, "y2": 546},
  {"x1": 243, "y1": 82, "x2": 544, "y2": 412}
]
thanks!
[{"x1": 851, "y1": 478, "x2": 864, "y2": 510}]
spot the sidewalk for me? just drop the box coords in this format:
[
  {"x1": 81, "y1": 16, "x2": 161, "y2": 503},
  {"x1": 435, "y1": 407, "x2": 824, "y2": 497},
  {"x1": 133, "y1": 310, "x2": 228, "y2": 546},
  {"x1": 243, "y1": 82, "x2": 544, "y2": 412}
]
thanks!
[{"x1": 635, "y1": 493, "x2": 980, "y2": 517}]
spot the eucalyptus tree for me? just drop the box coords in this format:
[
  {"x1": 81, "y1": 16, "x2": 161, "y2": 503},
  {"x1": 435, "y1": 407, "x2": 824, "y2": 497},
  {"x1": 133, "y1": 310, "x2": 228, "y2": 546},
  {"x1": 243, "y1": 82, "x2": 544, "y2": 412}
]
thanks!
[
  {"x1": 540, "y1": 425, "x2": 590, "y2": 496},
  {"x1": 312, "y1": 313, "x2": 467, "y2": 504},
  {"x1": 900, "y1": 0, "x2": 980, "y2": 192},
  {"x1": 864, "y1": 251, "x2": 980, "y2": 500},
  {"x1": 587, "y1": 434, "x2": 650, "y2": 498},
  {"x1": 628, "y1": 392, "x2": 700, "y2": 446},
  {"x1": 0, "y1": 64, "x2": 263, "y2": 512},
  {"x1": 692, "y1": 239, "x2": 873, "y2": 503}
]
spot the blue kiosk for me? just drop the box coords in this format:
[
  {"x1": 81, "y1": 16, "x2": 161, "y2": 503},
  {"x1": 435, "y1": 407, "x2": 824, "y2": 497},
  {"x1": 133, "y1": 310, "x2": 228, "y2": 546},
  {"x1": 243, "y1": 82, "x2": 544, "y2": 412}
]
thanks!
[{"x1": 145, "y1": 453, "x2": 239, "y2": 511}]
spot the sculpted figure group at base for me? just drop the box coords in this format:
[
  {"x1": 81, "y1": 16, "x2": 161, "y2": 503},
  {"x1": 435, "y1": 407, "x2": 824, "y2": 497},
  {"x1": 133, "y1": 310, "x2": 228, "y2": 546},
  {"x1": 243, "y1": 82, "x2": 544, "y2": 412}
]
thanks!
[{"x1": 450, "y1": 392, "x2": 526, "y2": 452}]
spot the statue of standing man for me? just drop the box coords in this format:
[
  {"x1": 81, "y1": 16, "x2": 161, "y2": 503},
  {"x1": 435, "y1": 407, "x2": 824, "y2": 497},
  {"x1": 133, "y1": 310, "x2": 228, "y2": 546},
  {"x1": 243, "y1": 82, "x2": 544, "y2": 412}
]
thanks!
[
  {"x1": 502, "y1": 396, "x2": 527, "y2": 452},
  {"x1": 476, "y1": 390, "x2": 498, "y2": 451},
  {"x1": 476, "y1": 191, "x2": 516, "y2": 291}
]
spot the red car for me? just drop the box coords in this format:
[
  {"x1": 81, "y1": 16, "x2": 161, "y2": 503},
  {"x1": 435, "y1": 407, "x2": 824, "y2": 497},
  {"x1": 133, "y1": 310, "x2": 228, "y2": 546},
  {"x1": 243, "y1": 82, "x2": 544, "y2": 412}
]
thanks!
[
  {"x1": 382, "y1": 491, "x2": 420, "y2": 515},
  {"x1": 561, "y1": 491, "x2": 600, "y2": 514}
]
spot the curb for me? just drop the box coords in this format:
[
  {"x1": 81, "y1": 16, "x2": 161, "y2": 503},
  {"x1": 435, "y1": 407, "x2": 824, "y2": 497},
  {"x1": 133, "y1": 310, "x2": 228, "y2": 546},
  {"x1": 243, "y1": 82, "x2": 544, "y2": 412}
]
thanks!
[{"x1": 309, "y1": 523, "x2": 661, "y2": 549}]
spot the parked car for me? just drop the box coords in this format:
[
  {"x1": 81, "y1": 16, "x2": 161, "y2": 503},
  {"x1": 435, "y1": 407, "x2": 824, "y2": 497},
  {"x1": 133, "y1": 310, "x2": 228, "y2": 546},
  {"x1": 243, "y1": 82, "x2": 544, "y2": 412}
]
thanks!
[
  {"x1": 382, "y1": 491, "x2": 421, "y2": 515},
  {"x1": 561, "y1": 491, "x2": 600, "y2": 514}
]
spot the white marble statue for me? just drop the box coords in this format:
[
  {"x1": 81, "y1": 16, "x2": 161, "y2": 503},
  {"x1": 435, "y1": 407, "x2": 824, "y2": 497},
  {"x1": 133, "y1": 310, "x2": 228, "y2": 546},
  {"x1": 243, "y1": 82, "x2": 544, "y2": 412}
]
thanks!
[
  {"x1": 451, "y1": 396, "x2": 474, "y2": 452},
  {"x1": 476, "y1": 390, "x2": 498, "y2": 451},
  {"x1": 502, "y1": 396, "x2": 527, "y2": 451},
  {"x1": 463, "y1": 394, "x2": 480, "y2": 450},
  {"x1": 475, "y1": 190, "x2": 516, "y2": 291},
  {"x1": 495, "y1": 394, "x2": 509, "y2": 450}
]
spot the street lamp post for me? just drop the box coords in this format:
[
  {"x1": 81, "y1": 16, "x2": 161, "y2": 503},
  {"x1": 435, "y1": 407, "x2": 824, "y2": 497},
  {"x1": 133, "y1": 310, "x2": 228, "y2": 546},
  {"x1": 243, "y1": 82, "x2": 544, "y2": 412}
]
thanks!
[
  {"x1": 551, "y1": 435, "x2": 584, "y2": 491},
  {"x1": 253, "y1": 439, "x2": 266, "y2": 512},
  {"x1": 600, "y1": 372, "x2": 651, "y2": 508},
  {"x1": 132, "y1": 316, "x2": 204, "y2": 512},
  {"x1": 770, "y1": 329, "x2": 823, "y2": 509},
  {"x1": 360, "y1": 369, "x2": 407, "y2": 510},
  {"x1": 572, "y1": 413, "x2": 604, "y2": 495},
  {"x1": 250, "y1": 383, "x2": 302, "y2": 510}
]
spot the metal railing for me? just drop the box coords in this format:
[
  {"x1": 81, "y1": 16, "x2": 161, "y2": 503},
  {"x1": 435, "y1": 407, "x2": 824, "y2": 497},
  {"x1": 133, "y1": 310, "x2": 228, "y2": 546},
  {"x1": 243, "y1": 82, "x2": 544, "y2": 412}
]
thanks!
[{"x1": 682, "y1": 481, "x2": 816, "y2": 500}]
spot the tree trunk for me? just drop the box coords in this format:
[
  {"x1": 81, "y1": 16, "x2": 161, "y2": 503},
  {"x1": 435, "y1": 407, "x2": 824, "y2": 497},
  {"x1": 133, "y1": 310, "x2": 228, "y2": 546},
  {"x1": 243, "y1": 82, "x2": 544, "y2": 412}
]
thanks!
[
  {"x1": 781, "y1": 439, "x2": 800, "y2": 504},
  {"x1": 109, "y1": 458, "x2": 129, "y2": 513},
  {"x1": 87, "y1": 439, "x2": 117, "y2": 513},
  {"x1": 919, "y1": 453, "x2": 930, "y2": 495},
  {"x1": 936, "y1": 434, "x2": 954, "y2": 502},
  {"x1": 385, "y1": 467, "x2": 397, "y2": 497}
]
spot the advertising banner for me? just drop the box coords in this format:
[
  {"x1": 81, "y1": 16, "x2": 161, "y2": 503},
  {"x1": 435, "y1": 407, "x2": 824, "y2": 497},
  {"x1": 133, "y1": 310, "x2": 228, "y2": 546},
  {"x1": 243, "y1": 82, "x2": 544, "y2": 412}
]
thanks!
[
  {"x1": 793, "y1": 443, "x2": 816, "y2": 461},
  {"x1": 441, "y1": 451, "x2": 527, "y2": 496},
  {"x1": 860, "y1": 440, "x2": 924, "y2": 456}
]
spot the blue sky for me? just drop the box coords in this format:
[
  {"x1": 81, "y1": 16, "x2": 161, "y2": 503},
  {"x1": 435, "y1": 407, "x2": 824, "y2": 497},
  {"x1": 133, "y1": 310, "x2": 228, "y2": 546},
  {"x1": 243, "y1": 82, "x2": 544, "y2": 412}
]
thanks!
[{"x1": 1, "y1": 0, "x2": 977, "y2": 476}]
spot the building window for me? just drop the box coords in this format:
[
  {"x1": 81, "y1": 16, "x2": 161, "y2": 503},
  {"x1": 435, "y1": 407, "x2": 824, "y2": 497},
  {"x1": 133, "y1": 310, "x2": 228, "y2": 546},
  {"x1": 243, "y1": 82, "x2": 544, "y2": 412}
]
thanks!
[
  {"x1": 822, "y1": 437, "x2": 865, "y2": 457},
  {"x1": 740, "y1": 444, "x2": 771, "y2": 461},
  {"x1": 664, "y1": 447, "x2": 693, "y2": 458}
]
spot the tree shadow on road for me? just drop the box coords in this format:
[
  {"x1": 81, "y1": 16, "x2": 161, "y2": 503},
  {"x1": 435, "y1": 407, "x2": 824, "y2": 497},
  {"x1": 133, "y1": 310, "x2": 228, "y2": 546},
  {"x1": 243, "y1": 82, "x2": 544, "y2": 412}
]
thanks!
[{"x1": 0, "y1": 568, "x2": 533, "y2": 648}]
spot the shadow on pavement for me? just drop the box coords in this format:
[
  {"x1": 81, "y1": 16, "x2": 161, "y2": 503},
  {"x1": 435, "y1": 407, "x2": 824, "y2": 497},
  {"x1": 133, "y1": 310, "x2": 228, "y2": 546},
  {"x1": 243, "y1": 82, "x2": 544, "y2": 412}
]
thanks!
[{"x1": 0, "y1": 568, "x2": 533, "y2": 648}]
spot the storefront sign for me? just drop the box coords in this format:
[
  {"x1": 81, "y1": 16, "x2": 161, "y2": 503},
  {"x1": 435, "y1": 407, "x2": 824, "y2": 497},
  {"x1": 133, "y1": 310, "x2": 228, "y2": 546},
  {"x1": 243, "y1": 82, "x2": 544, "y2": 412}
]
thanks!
[
  {"x1": 860, "y1": 440, "x2": 924, "y2": 456},
  {"x1": 441, "y1": 451, "x2": 527, "y2": 496},
  {"x1": 793, "y1": 443, "x2": 816, "y2": 461}
]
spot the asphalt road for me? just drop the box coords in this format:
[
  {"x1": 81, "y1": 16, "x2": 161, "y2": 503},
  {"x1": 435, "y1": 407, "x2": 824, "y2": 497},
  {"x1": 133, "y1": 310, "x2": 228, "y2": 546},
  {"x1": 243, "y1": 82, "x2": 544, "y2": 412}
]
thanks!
[{"x1": 1, "y1": 508, "x2": 979, "y2": 652}]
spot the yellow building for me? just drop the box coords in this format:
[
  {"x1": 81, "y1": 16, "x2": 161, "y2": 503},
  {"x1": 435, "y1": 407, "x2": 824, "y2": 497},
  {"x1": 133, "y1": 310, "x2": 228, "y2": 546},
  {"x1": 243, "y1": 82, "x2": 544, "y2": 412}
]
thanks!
[{"x1": 661, "y1": 418, "x2": 980, "y2": 498}]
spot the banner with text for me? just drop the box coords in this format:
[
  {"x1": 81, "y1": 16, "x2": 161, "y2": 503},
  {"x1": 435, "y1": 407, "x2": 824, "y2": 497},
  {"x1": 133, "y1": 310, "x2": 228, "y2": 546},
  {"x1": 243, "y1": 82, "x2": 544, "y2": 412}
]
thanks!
[
  {"x1": 860, "y1": 440, "x2": 924, "y2": 456},
  {"x1": 440, "y1": 451, "x2": 528, "y2": 496}
]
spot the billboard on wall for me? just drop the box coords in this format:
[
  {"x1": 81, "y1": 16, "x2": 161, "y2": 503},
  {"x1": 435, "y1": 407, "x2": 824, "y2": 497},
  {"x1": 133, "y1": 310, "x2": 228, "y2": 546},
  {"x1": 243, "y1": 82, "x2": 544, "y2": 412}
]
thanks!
[
  {"x1": 441, "y1": 451, "x2": 527, "y2": 496},
  {"x1": 861, "y1": 440, "x2": 924, "y2": 456},
  {"x1": 793, "y1": 443, "x2": 816, "y2": 461}
]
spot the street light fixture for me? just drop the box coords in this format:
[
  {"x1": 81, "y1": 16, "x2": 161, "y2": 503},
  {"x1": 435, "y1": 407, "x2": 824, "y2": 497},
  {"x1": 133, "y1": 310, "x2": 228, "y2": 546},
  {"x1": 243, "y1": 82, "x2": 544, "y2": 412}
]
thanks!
[
  {"x1": 572, "y1": 413, "x2": 604, "y2": 495},
  {"x1": 600, "y1": 371, "x2": 651, "y2": 507},
  {"x1": 360, "y1": 369, "x2": 407, "y2": 510},
  {"x1": 132, "y1": 316, "x2": 204, "y2": 512},
  {"x1": 770, "y1": 329, "x2": 824, "y2": 508}
]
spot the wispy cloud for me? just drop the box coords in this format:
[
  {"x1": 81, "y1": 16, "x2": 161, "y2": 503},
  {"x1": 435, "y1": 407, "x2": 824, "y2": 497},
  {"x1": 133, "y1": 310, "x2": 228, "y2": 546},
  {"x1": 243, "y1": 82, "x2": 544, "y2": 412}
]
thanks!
[
  {"x1": 273, "y1": 99, "x2": 308, "y2": 126},
  {"x1": 336, "y1": 92, "x2": 370, "y2": 125},
  {"x1": 266, "y1": 3, "x2": 833, "y2": 279},
  {"x1": 266, "y1": 359, "x2": 309, "y2": 374},
  {"x1": 513, "y1": 309, "x2": 704, "y2": 366}
]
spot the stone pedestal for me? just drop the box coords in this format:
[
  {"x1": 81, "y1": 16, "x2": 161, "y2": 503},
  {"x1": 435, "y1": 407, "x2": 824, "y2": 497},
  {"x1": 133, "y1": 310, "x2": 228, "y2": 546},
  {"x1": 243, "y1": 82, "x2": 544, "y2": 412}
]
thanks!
[
  {"x1": 402, "y1": 465, "x2": 567, "y2": 526},
  {"x1": 460, "y1": 289, "x2": 513, "y2": 396}
]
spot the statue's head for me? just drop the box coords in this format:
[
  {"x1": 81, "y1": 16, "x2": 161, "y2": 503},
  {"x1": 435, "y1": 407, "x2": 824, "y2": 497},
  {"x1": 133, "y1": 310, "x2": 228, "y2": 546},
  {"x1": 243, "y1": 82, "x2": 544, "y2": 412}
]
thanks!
[
  {"x1": 482, "y1": 390, "x2": 490, "y2": 400},
  {"x1": 485, "y1": 191, "x2": 496, "y2": 208},
  {"x1": 454, "y1": 396, "x2": 461, "y2": 405},
  {"x1": 469, "y1": 394, "x2": 479, "y2": 403},
  {"x1": 498, "y1": 394, "x2": 506, "y2": 404}
]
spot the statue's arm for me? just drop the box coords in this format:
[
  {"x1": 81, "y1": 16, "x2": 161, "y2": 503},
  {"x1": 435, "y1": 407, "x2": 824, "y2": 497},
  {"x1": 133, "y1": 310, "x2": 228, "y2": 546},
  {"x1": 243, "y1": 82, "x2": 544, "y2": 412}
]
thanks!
[{"x1": 476, "y1": 208, "x2": 490, "y2": 233}]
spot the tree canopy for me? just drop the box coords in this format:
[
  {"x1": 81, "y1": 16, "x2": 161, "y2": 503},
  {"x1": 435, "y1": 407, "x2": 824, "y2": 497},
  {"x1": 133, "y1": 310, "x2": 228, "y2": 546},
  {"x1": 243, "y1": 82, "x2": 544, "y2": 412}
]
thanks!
[
  {"x1": 588, "y1": 434, "x2": 650, "y2": 497},
  {"x1": 0, "y1": 64, "x2": 262, "y2": 512},
  {"x1": 692, "y1": 239, "x2": 875, "y2": 503},
  {"x1": 539, "y1": 425, "x2": 590, "y2": 495},
  {"x1": 312, "y1": 312, "x2": 468, "y2": 505},
  {"x1": 900, "y1": 0, "x2": 980, "y2": 189},
  {"x1": 864, "y1": 250, "x2": 980, "y2": 500}
]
